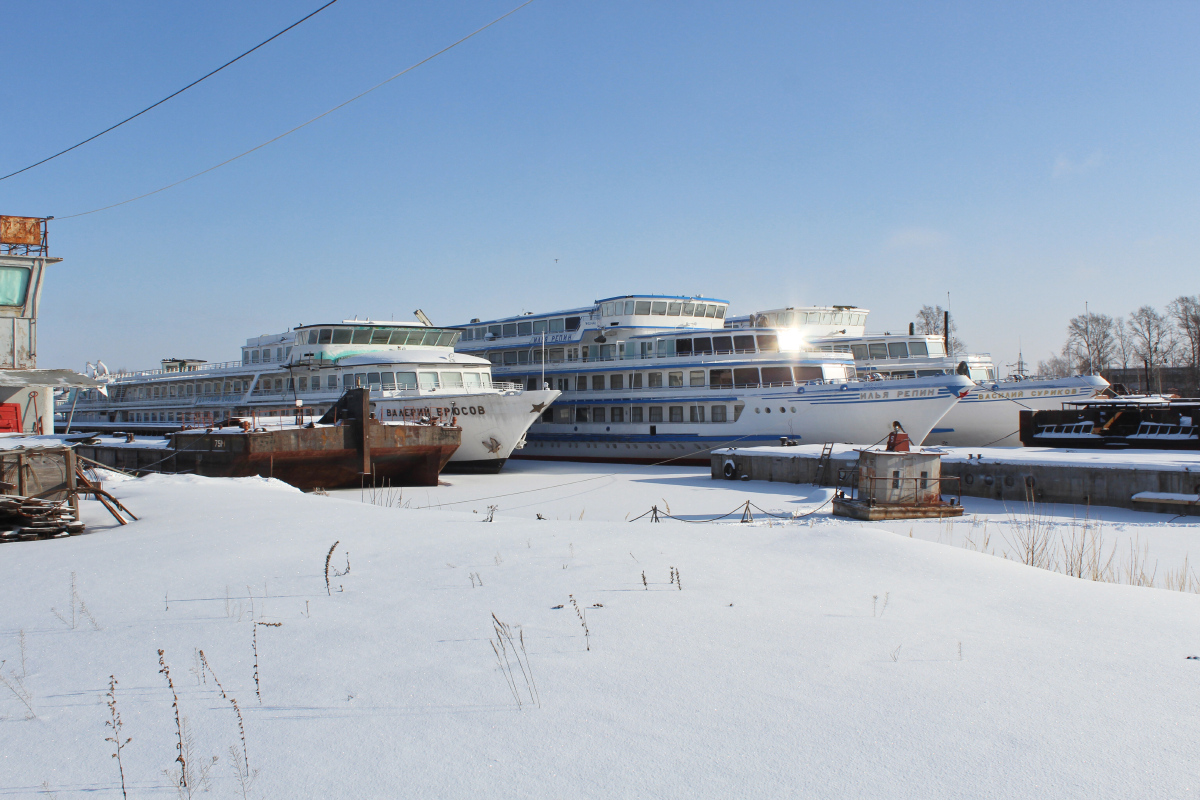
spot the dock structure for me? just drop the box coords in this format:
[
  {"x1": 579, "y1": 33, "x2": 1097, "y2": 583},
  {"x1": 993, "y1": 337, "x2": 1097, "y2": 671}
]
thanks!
[{"x1": 713, "y1": 444, "x2": 1200, "y2": 515}]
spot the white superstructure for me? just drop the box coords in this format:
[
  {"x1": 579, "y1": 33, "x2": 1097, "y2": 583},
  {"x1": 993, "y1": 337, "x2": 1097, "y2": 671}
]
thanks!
[
  {"x1": 57, "y1": 320, "x2": 559, "y2": 471},
  {"x1": 731, "y1": 307, "x2": 1109, "y2": 447},
  {"x1": 453, "y1": 295, "x2": 974, "y2": 464}
]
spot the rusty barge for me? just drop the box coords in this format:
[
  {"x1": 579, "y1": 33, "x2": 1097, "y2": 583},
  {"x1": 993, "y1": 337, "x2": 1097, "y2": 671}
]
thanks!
[{"x1": 74, "y1": 389, "x2": 461, "y2": 491}]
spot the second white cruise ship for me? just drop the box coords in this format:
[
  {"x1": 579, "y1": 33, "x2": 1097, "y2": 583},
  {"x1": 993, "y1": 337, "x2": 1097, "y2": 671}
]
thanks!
[{"x1": 453, "y1": 295, "x2": 973, "y2": 465}]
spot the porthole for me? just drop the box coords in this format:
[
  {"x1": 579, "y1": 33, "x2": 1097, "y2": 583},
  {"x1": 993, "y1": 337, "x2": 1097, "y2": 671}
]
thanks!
[
  {"x1": 1004, "y1": 475, "x2": 1014, "y2": 487},
  {"x1": 755, "y1": 408, "x2": 761, "y2": 413},
  {"x1": 790, "y1": 407, "x2": 796, "y2": 413},
  {"x1": 964, "y1": 474, "x2": 975, "y2": 486},
  {"x1": 779, "y1": 407, "x2": 785, "y2": 413},
  {"x1": 983, "y1": 475, "x2": 994, "y2": 486}
]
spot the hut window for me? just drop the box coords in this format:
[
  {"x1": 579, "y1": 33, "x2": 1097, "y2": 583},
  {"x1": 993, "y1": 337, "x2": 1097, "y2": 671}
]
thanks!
[
  {"x1": 892, "y1": 470, "x2": 901, "y2": 489},
  {"x1": 920, "y1": 471, "x2": 928, "y2": 489},
  {"x1": 0, "y1": 266, "x2": 31, "y2": 306}
]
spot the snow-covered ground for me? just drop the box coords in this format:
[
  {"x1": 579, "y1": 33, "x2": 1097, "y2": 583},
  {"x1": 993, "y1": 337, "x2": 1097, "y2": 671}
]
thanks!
[{"x1": 3, "y1": 463, "x2": 1200, "y2": 798}]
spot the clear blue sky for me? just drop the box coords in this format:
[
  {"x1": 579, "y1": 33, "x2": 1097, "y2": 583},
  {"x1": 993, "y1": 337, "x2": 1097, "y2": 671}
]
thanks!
[{"x1": 3, "y1": 1, "x2": 1197, "y2": 373}]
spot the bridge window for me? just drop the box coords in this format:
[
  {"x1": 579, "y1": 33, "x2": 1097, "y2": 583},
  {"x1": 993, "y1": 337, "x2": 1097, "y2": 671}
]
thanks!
[
  {"x1": 533, "y1": 320, "x2": 548, "y2": 334},
  {"x1": 350, "y1": 328, "x2": 371, "y2": 344},
  {"x1": 464, "y1": 372, "x2": 482, "y2": 388},
  {"x1": 370, "y1": 329, "x2": 392, "y2": 344},
  {"x1": 565, "y1": 317, "x2": 581, "y2": 331},
  {"x1": 709, "y1": 368, "x2": 732, "y2": 387},
  {"x1": 908, "y1": 341, "x2": 928, "y2": 357},
  {"x1": 549, "y1": 318, "x2": 565, "y2": 333},
  {"x1": 651, "y1": 301, "x2": 667, "y2": 315},
  {"x1": 624, "y1": 300, "x2": 635, "y2": 314},
  {"x1": 441, "y1": 372, "x2": 464, "y2": 388},
  {"x1": 634, "y1": 301, "x2": 651, "y2": 315},
  {"x1": 713, "y1": 336, "x2": 734, "y2": 353},
  {"x1": 867, "y1": 343, "x2": 888, "y2": 359},
  {"x1": 734, "y1": 335, "x2": 755, "y2": 352},
  {"x1": 418, "y1": 372, "x2": 439, "y2": 390},
  {"x1": 888, "y1": 342, "x2": 909, "y2": 359},
  {"x1": 851, "y1": 344, "x2": 868, "y2": 360},
  {"x1": 675, "y1": 339, "x2": 693, "y2": 356},
  {"x1": 667, "y1": 302, "x2": 682, "y2": 316},
  {"x1": 394, "y1": 372, "x2": 416, "y2": 389},
  {"x1": 693, "y1": 337, "x2": 712, "y2": 354},
  {"x1": 503, "y1": 352, "x2": 518, "y2": 365},
  {"x1": 251, "y1": 350, "x2": 260, "y2": 363},
  {"x1": 518, "y1": 321, "x2": 532, "y2": 336},
  {"x1": 682, "y1": 302, "x2": 695, "y2": 316},
  {"x1": 489, "y1": 325, "x2": 502, "y2": 338}
]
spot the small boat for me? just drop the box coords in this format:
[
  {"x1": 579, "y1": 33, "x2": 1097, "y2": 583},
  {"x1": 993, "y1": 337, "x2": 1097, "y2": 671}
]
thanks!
[{"x1": 1019, "y1": 396, "x2": 1200, "y2": 450}]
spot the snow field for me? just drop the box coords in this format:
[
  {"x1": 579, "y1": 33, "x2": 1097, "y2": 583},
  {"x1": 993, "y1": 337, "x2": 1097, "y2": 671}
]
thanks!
[{"x1": 2, "y1": 469, "x2": 1199, "y2": 798}]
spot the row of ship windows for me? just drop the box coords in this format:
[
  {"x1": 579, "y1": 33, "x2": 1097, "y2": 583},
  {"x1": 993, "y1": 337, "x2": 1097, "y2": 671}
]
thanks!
[
  {"x1": 850, "y1": 340, "x2": 944, "y2": 360},
  {"x1": 597, "y1": 300, "x2": 726, "y2": 319},
  {"x1": 94, "y1": 370, "x2": 492, "y2": 401},
  {"x1": 243, "y1": 346, "x2": 292, "y2": 365},
  {"x1": 525, "y1": 366, "x2": 850, "y2": 391},
  {"x1": 460, "y1": 302, "x2": 728, "y2": 342},
  {"x1": 541, "y1": 404, "x2": 744, "y2": 424},
  {"x1": 486, "y1": 334, "x2": 789, "y2": 364},
  {"x1": 291, "y1": 327, "x2": 461, "y2": 348},
  {"x1": 750, "y1": 310, "x2": 865, "y2": 327}
]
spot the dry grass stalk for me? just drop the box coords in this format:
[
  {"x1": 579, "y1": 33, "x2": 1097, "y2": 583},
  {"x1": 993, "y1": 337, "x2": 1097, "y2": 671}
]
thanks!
[
  {"x1": 0, "y1": 659, "x2": 35, "y2": 719},
  {"x1": 569, "y1": 595, "x2": 590, "y2": 651},
  {"x1": 253, "y1": 622, "x2": 282, "y2": 704},
  {"x1": 641, "y1": 571, "x2": 647, "y2": 590},
  {"x1": 324, "y1": 541, "x2": 339, "y2": 595},
  {"x1": 51, "y1": 572, "x2": 100, "y2": 631},
  {"x1": 104, "y1": 675, "x2": 131, "y2": 800},
  {"x1": 198, "y1": 650, "x2": 255, "y2": 796},
  {"x1": 490, "y1": 613, "x2": 540, "y2": 709},
  {"x1": 157, "y1": 649, "x2": 187, "y2": 792}
]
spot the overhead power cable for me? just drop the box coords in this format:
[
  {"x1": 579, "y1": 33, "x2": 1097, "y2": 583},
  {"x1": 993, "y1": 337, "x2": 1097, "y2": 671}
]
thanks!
[
  {"x1": 0, "y1": 0, "x2": 341, "y2": 183},
  {"x1": 57, "y1": 0, "x2": 536, "y2": 220}
]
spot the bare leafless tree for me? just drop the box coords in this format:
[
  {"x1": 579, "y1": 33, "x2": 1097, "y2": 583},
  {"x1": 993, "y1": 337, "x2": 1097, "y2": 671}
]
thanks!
[
  {"x1": 1167, "y1": 295, "x2": 1200, "y2": 388},
  {"x1": 913, "y1": 305, "x2": 965, "y2": 355},
  {"x1": 1127, "y1": 305, "x2": 1171, "y2": 393},
  {"x1": 1064, "y1": 312, "x2": 1115, "y2": 373}
]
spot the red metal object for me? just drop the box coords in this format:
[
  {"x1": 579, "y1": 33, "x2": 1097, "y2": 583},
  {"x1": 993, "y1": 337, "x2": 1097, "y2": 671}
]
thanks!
[
  {"x1": 886, "y1": 431, "x2": 911, "y2": 451},
  {"x1": 0, "y1": 403, "x2": 21, "y2": 433}
]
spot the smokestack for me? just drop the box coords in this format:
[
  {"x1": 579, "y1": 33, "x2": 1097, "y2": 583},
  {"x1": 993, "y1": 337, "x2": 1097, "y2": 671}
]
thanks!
[
  {"x1": 909, "y1": 322, "x2": 914, "y2": 336},
  {"x1": 943, "y1": 310, "x2": 950, "y2": 354}
]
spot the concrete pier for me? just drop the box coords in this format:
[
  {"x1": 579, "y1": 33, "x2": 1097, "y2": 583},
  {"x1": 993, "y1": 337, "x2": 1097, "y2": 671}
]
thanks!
[{"x1": 712, "y1": 445, "x2": 1200, "y2": 515}]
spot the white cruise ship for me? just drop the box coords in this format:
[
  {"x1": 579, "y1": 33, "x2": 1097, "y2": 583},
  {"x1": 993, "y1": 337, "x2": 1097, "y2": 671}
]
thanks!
[
  {"x1": 451, "y1": 295, "x2": 974, "y2": 465},
  {"x1": 730, "y1": 307, "x2": 1109, "y2": 447},
  {"x1": 57, "y1": 320, "x2": 559, "y2": 471}
]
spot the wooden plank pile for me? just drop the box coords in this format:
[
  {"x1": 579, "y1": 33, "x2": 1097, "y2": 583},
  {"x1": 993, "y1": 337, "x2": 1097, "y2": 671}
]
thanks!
[{"x1": 0, "y1": 496, "x2": 85, "y2": 541}]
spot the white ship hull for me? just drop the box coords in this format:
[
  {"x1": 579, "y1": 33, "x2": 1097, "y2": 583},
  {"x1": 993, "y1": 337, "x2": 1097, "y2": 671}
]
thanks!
[
  {"x1": 373, "y1": 388, "x2": 559, "y2": 470},
  {"x1": 518, "y1": 375, "x2": 973, "y2": 465},
  {"x1": 929, "y1": 375, "x2": 1109, "y2": 447}
]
